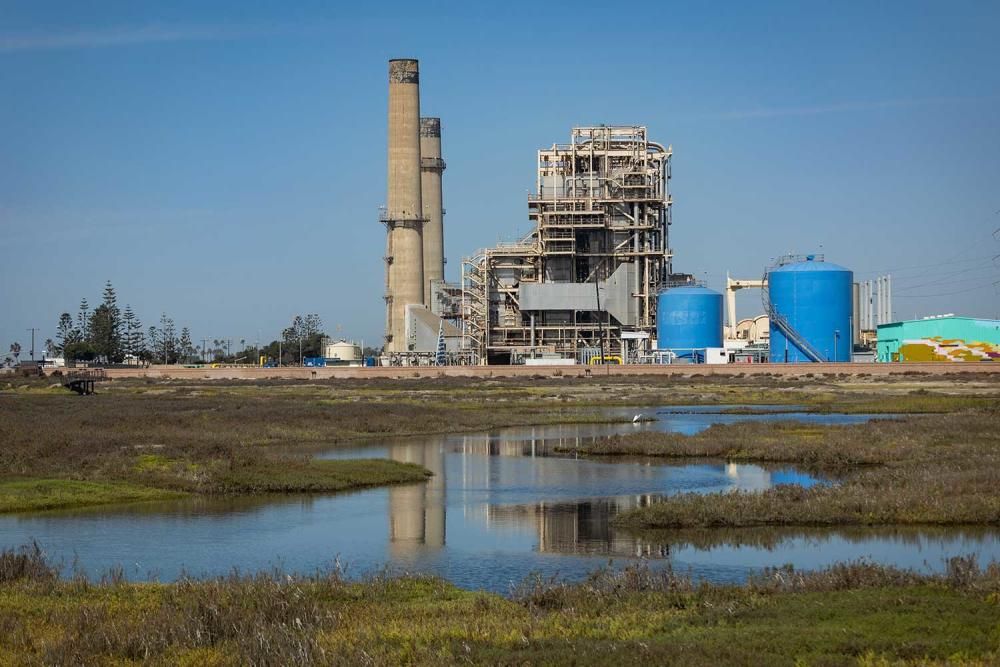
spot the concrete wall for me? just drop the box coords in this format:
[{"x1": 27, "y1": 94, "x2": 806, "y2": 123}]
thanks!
[{"x1": 99, "y1": 362, "x2": 1000, "y2": 382}]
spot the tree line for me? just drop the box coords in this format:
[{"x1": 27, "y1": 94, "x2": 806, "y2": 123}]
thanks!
[
  {"x1": 53, "y1": 281, "x2": 195, "y2": 364},
  {"x1": 43, "y1": 280, "x2": 333, "y2": 366}
]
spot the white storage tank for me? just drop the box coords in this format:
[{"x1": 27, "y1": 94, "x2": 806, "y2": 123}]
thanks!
[{"x1": 325, "y1": 341, "x2": 361, "y2": 362}]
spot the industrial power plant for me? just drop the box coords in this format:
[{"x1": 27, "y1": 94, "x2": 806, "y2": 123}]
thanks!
[{"x1": 377, "y1": 59, "x2": 999, "y2": 367}]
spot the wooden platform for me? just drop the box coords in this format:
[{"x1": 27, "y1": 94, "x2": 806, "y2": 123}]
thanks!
[{"x1": 63, "y1": 369, "x2": 107, "y2": 394}]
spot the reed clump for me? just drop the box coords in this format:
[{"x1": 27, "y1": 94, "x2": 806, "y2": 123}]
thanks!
[{"x1": 0, "y1": 542, "x2": 58, "y2": 584}]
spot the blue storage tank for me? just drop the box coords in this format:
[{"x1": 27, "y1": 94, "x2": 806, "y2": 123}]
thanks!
[
  {"x1": 767, "y1": 256, "x2": 853, "y2": 363},
  {"x1": 656, "y1": 286, "x2": 724, "y2": 358}
]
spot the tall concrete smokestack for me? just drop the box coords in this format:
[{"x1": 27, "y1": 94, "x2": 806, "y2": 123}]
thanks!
[
  {"x1": 420, "y1": 117, "x2": 446, "y2": 307},
  {"x1": 384, "y1": 59, "x2": 424, "y2": 352}
]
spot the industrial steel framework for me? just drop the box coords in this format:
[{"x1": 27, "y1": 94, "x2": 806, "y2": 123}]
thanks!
[{"x1": 462, "y1": 126, "x2": 672, "y2": 363}]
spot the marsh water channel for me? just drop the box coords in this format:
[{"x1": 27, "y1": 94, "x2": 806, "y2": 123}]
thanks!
[{"x1": 4, "y1": 406, "x2": 1000, "y2": 592}]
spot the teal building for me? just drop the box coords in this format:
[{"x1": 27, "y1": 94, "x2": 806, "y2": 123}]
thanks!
[{"x1": 876, "y1": 316, "x2": 1000, "y2": 362}]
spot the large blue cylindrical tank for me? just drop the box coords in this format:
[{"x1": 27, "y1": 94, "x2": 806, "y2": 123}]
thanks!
[
  {"x1": 768, "y1": 257, "x2": 853, "y2": 362},
  {"x1": 656, "y1": 286, "x2": 724, "y2": 357}
]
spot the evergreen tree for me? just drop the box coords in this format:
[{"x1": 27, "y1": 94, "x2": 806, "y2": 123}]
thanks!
[
  {"x1": 303, "y1": 314, "x2": 323, "y2": 338},
  {"x1": 147, "y1": 326, "x2": 161, "y2": 363},
  {"x1": 132, "y1": 327, "x2": 148, "y2": 361},
  {"x1": 121, "y1": 305, "x2": 137, "y2": 358},
  {"x1": 159, "y1": 313, "x2": 177, "y2": 364},
  {"x1": 90, "y1": 281, "x2": 122, "y2": 362},
  {"x1": 55, "y1": 312, "x2": 78, "y2": 353},
  {"x1": 89, "y1": 304, "x2": 122, "y2": 362},
  {"x1": 179, "y1": 327, "x2": 193, "y2": 364},
  {"x1": 77, "y1": 298, "x2": 90, "y2": 341},
  {"x1": 123, "y1": 306, "x2": 146, "y2": 360},
  {"x1": 280, "y1": 314, "x2": 327, "y2": 362}
]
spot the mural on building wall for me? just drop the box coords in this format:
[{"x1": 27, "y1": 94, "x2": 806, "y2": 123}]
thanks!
[{"x1": 896, "y1": 337, "x2": 1000, "y2": 362}]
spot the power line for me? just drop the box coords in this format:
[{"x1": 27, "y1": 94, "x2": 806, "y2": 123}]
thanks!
[
  {"x1": 894, "y1": 263, "x2": 998, "y2": 291},
  {"x1": 894, "y1": 281, "x2": 998, "y2": 298},
  {"x1": 853, "y1": 254, "x2": 993, "y2": 277}
]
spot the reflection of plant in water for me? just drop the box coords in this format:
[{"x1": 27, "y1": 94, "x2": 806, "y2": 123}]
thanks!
[{"x1": 631, "y1": 524, "x2": 1000, "y2": 552}]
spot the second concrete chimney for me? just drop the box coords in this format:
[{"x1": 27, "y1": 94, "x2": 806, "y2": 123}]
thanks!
[{"x1": 420, "y1": 117, "x2": 446, "y2": 307}]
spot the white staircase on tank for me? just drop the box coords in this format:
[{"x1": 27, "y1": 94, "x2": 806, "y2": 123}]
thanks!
[{"x1": 761, "y1": 283, "x2": 825, "y2": 362}]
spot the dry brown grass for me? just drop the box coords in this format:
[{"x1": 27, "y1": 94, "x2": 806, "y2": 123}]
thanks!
[{"x1": 603, "y1": 406, "x2": 1000, "y2": 529}]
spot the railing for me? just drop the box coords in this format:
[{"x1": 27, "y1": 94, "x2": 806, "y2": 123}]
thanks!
[
  {"x1": 761, "y1": 287, "x2": 825, "y2": 362},
  {"x1": 65, "y1": 368, "x2": 107, "y2": 381},
  {"x1": 774, "y1": 253, "x2": 824, "y2": 267}
]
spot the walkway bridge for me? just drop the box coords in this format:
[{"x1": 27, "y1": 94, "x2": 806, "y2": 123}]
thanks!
[{"x1": 63, "y1": 368, "x2": 107, "y2": 395}]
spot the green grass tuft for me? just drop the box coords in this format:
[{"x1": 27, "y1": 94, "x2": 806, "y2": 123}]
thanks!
[{"x1": 0, "y1": 478, "x2": 185, "y2": 513}]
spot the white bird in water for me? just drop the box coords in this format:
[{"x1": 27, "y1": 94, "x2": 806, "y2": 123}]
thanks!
[{"x1": 632, "y1": 414, "x2": 644, "y2": 423}]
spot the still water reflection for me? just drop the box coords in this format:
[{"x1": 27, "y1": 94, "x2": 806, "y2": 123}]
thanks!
[{"x1": 2, "y1": 408, "x2": 997, "y2": 591}]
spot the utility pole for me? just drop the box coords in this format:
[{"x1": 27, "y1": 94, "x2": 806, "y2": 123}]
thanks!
[
  {"x1": 201, "y1": 339, "x2": 208, "y2": 362},
  {"x1": 299, "y1": 337, "x2": 303, "y2": 365},
  {"x1": 26, "y1": 328, "x2": 37, "y2": 361}
]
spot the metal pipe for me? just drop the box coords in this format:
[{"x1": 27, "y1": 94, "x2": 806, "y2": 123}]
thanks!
[
  {"x1": 852, "y1": 282, "x2": 860, "y2": 345},
  {"x1": 875, "y1": 278, "x2": 881, "y2": 326},
  {"x1": 864, "y1": 280, "x2": 870, "y2": 330},
  {"x1": 633, "y1": 203, "x2": 641, "y2": 322},
  {"x1": 886, "y1": 274, "x2": 892, "y2": 323}
]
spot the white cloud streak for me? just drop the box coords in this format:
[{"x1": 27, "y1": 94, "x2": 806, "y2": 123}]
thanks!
[{"x1": 0, "y1": 23, "x2": 284, "y2": 53}]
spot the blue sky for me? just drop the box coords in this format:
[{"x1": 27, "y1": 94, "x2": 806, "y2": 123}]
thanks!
[{"x1": 2, "y1": 1, "x2": 998, "y2": 353}]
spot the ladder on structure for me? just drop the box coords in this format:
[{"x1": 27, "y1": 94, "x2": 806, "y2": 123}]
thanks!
[{"x1": 761, "y1": 285, "x2": 825, "y2": 362}]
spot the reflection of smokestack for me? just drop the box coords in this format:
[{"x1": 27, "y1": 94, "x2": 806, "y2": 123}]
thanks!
[
  {"x1": 388, "y1": 442, "x2": 446, "y2": 556},
  {"x1": 384, "y1": 59, "x2": 424, "y2": 352},
  {"x1": 420, "y1": 117, "x2": 446, "y2": 307}
]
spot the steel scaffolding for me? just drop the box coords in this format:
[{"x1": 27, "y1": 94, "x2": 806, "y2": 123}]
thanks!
[{"x1": 462, "y1": 126, "x2": 673, "y2": 364}]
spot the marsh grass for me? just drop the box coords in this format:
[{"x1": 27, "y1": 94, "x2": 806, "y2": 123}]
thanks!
[
  {"x1": 209, "y1": 458, "x2": 431, "y2": 494},
  {"x1": 0, "y1": 478, "x2": 186, "y2": 513},
  {"x1": 0, "y1": 542, "x2": 57, "y2": 584},
  {"x1": 2, "y1": 547, "x2": 998, "y2": 665},
  {"x1": 593, "y1": 407, "x2": 1000, "y2": 529},
  {"x1": 1, "y1": 376, "x2": 996, "y2": 513}
]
